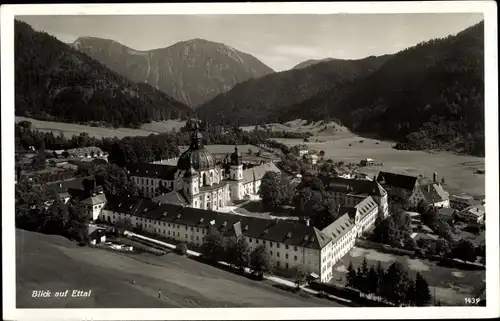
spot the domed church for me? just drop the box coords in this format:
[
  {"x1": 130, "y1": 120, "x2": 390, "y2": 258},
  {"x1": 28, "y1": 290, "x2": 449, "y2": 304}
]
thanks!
[{"x1": 127, "y1": 121, "x2": 281, "y2": 212}]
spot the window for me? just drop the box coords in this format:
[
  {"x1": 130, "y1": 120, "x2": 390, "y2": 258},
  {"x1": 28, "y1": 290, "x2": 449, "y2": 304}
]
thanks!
[
  {"x1": 249, "y1": 238, "x2": 252, "y2": 243},
  {"x1": 294, "y1": 255, "x2": 297, "y2": 261},
  {"x1": 256, "y1": 240, "x2": 259, "y2": 244},
  {"x1": 286, "y1": 263, "x2": 289, "y2": 269},
  {"x1": 168, "y1": 231, "x2": 170, "y2": 236},
  {"x1": 270, "y1": 242, "x2": 273, "y2": 247},
  {"x1": 168, "y1": 223, "x2": 170, "y2": 227},
  {"x1": 191, "y1": 227, "x2": 193, "y2": 231},
  {"x1": 277, "y1": 261, "x2": 280, "y2": 267},
  {"x1": 185, "y1": 234, "x2": 188, "y2": 239},
  {"x1": 177, "y1": 232, "x2": 180, "y2": 236},
  {"x1": 277, "y1": 252, "x2": 280, "y2": 257},
  {"x1": 263, "y1": 241, "x2": 266, "y2": 245},
  {"x1": 294, "y1": 246, "x2": 298, "y2": 251},
  {"x1": 196, "y1": 228, "x2": 199, "y2": 233},
  {"x1": 285, "y1": 254, "x2": 288, "y2": 259},
  {"x1": 196, "y1": 236, "x2": 199, "y2": 241},
  {"x1": 270, "y1": 251, "x2": 273, "y2": 256},
  {"x1": 286, "y1": 245, "x2": 289, "y2": 250},
  {"x1": 276, "y1": 243, "x2": 280, "y2": 248}
]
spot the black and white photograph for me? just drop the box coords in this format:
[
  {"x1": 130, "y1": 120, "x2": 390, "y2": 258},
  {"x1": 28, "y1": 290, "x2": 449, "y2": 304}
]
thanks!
[{"x1": 2, "y1": 2, "x2": 498, "y2": 320}]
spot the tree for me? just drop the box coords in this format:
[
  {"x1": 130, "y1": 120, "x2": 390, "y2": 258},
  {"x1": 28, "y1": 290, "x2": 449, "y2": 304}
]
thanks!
[
  {"x1": 346, "y1": 261, "x2": 357, "y2": 288},
  {"x1": 258, "y1": 171, "x2": 292, "y2": 209},
  {"x1": 359, "y1": 257, "x2": 370, "y2": 293},
  {"x1": 367, "y1": 265, "x2": 379, "y2": 294},
  {"x1": 32, "y1": 139, "x2": 47, "y2": 170},
  {"x1": 227, "y1": 236, "x2": 251, "y2": 270},
  {"x1": 413, "y1": 273, "x2": 432, "y2": 306},
  {"x1": 292, "y1": 266, "x2": 309, "y2": 289},
  {"x1": 250, "y1": 245, "x2": 272, "y2": 277},
  {"x1": 380, "y1": 262, "x2": 411, "y2": 306},
  {"x1": 451, "y1": 239, "x2": 477, "y2": 263},
  {"x1": 405, "y1": 278, "x2": 416, "y2": 306},
  {"x1": 201, "y1": 229, "x2": 226, "y2": 262},
  {"x1": 94, "y1": 164, "x2": 139, "y2": 197},
  {"x1": 65, "y1": 200, "x2": 90, "y2": 243},
  {"x1": 176, "y1": 243, "x2": 188, "y2": 256},
  {"x1": 375, "y1": 261, "x2": 385, "y2": 296}
]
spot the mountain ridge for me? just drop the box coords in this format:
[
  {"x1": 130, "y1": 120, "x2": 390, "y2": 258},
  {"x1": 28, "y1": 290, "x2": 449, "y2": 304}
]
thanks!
[
  {"x1": 71, "y1": 37, "x2": 275, "y2": 107},
  {"x1": 196, "y1": 21, "x2": 485, "y2": 156}
]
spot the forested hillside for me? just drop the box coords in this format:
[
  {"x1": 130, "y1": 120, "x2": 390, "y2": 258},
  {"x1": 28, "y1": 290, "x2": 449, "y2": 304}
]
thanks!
[
  {"x1": 279, "y1": 21, "x2": 484, "y2": 155},
  {"x1": 196, "y1": 55, "x2": 391, "y2": 125},
  {"x1": 15, "y1": 20, "x2": 192, "y2": 128},
  {"x1": 198, "y1": 21, "x2": 484, "y2": 156}
]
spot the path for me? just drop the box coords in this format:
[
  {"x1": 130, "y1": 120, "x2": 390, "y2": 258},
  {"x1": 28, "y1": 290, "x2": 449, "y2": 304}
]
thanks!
[{"x1": 123, "y1": 231, "x2": 351, "y2": 304}]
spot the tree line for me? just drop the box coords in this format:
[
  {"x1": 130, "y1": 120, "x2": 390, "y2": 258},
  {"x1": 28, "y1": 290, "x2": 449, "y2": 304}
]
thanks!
[
  {"x1": 347, "y1": 259, "x2": 432, "y2": 306},
  {"x1": 16, "y1": 121, "x2": 292, "y2": 168},
  {"x1": 15, "y1": 180, "x2": 90, "y2": 243}
]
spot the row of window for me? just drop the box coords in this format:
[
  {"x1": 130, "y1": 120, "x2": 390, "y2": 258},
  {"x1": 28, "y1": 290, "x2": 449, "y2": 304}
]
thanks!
[
  {"x1": 269, "y1": 250, "x2": 298, "y2": 261},
  {"x1": 248, "y1": 238, "x2": 298, "y2": 251}
]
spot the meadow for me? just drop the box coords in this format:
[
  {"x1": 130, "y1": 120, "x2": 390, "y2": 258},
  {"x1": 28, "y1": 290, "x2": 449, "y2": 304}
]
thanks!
[
  {"x1": 16, "y1": 229, "x2": 342, "y2": 308},
  {"x1": 15, "y1": 117, "x2": 186, "y2": 139},
  {"x1": 272, "y1": 135, "x2": 485, "y2": 197}
]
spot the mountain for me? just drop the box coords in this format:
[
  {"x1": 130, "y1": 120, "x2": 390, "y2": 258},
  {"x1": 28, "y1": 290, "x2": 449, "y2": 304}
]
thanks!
[
  {"x1": 279, "y1": 21, "x2": 485, "y2": 155},
  {"x1": 15, "y1": 20, "x2": 192, "y2": 128},
  {"x1": 292, "y1": 58, "x2": 337, "y2": 70},
  {"x1": 196, "y1": 55, "x2": 391, "y2": 126},
  {"x1": 71, "y1": 37, "x2": 275, "y2": 107}
]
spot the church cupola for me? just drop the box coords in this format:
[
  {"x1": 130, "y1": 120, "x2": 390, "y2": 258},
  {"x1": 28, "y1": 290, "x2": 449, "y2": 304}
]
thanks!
[{"x1": 230, "y1": 145, "x2": 242, "y2": 166}]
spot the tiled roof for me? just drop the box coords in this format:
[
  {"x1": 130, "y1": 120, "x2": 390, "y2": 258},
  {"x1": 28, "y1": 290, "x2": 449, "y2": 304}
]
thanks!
[
  {"x1": 127, "y1": 163, "x2": 177, "y2": 180},
  {"x1": 46, "y1": 177, "x2": 89, "y2": 194},
  {"x1": 319, "y1": 176, "x2": 386, "y2": 197},
  {"x1": 460, "y1": 205, "x2": 485, "y2": 217},
  {"x1": 104, "y1": 198, "x2": 330, "y2": 250},
  {"x1": 152, "y1": 191, "x2": 188, "y2": 206},
  {"x1": 80, "y1": 193, "x2": 107, "y2": 205},
  {"x1": 241, "y1": 162, "x2": 281, "y2": 184},
  {"x1": 321, "y1": 213, "x2": 355, "y2": 244},
  {"x1": 376, "y1": 171, "x2": 418, "y2": 191},
  {"x1": 438, "y1": 207, "x2": 457, "y2": 217},
  {"x1": 421, "y1": 184, "x2": 449, "y2": 204},
  {"x1": 354, "y1": 196, "x2": 378, "y2": 220}
]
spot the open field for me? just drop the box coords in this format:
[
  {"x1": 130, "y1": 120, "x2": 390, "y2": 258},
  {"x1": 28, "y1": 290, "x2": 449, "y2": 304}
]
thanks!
[
  {"x1": 331, "y1": 247, "x2": 485, "y2": 306},
  {"x1": 15, "y1": 117, "x2": 186, "y2": 139},
  {"x1": 272, "y1": 135, "x2": 485, "y2": 197},
  {"x1": 241, "y1": 119, "x2": 352, "y2": 136},
  {"x1": 16, "y1": 229, "x2": 342, "y2": 308}
]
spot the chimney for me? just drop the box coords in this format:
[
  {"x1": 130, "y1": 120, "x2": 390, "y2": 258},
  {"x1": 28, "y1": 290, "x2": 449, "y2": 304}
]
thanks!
[
  {"x1": 427, "y1": 185, "x2": 430, "y2": 193},
  {"x1": 433, "y1": 172, "x2": 438, "y2": 183}
]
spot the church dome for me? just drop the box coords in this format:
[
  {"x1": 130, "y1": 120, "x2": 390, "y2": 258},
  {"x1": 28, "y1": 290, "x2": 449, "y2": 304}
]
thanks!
[{"x1": 177, "y1": 130, "x2": 216, "y2": 171}]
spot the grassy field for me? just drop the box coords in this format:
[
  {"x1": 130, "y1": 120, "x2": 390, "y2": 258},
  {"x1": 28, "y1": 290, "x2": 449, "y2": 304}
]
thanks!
[
  {"x1": 15, "y1": 229, "x2": 344, "y2": 308},
  {"x1": 15, "y1": 117, "x2": 186, "y2": 139},
  {"x1": 241, "y1": 119, "x2": 352, "y2": 136},
  {"x1": 331, "y1": 247, "x2": 485, "y2": 306},
  {"x1": 272, "y1": 135, "x2": 485, "y2": 197}
]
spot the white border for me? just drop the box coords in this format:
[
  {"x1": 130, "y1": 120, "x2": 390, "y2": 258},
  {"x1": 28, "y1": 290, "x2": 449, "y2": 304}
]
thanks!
[{"x1": 2, "y1": 2, "x2": 498, "y2": 320}]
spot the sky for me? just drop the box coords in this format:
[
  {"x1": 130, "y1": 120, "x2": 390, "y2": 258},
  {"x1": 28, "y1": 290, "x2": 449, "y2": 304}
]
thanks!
[{"x1": 18, "y1": 13, "x2": 483, "y2": 71}]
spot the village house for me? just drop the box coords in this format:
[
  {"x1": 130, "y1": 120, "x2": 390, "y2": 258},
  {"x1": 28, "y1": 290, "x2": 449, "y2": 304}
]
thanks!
[
  {"x1": 449, "y1": 194, "x2": 484, "y2": 211},
  {"x1": 457, "y1": 204, "x2": 485, "y2": 224},
  {"x1": 319, "y1": 176, "x2": 389, "y2": 218},
  {"x1": 88, "y1": 224, "x2": 107, "y2": 245},
  {"x1": 302, "y1": 153, "x2": 319, "y2": 166},
  {"x1": 376, "y1": 171, "x2": 449, "y2": 208}
]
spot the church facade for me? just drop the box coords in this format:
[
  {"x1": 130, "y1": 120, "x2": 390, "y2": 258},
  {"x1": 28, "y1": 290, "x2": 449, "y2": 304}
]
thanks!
[{"x1": 126, "y1": 129, "x2": 281, "y2": 211}]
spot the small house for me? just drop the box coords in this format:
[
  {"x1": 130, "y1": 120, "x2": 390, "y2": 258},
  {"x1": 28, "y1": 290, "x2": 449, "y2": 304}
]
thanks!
[{"x1": 88, "y1": 224, "x2": 106, "y2": 245}]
